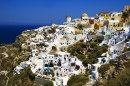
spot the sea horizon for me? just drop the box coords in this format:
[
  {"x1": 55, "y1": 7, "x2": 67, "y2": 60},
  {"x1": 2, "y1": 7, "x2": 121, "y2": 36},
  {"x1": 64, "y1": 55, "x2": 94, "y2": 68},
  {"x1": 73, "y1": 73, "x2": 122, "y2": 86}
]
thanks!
[{"x1": 0, "y1": 24, "x2": 50, "y2": 44}]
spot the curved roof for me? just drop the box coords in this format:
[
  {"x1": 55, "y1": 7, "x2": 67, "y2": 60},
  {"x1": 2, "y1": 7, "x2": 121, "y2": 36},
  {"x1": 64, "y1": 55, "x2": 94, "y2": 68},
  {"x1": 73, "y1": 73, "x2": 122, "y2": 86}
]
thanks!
[{"x1": 82, "y1": 13, "x2": 88, "y2": 17}]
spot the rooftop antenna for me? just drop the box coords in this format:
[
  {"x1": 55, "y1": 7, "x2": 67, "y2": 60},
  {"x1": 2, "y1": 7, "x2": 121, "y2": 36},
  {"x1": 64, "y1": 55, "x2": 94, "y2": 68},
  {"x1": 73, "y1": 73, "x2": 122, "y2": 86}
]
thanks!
[
  {"x1": 51, "y1": 16, "x2": 53, "y2": 24},
  {"x1": 66, "y1": 12, "x2": 71, "y2": 18},
  {"x1": 65, "y1": 12, "x2": 68, "y2": 18}
]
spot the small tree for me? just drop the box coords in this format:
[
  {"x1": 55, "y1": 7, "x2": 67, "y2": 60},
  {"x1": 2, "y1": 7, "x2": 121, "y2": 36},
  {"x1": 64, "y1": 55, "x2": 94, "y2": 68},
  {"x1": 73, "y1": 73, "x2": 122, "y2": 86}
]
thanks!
[
  {"x1": 97, "y1": 49, "x2": 103, "y2": 57},
  {"x1": 125, "y1": 39, "x2": 129, "y2": 42},
  {"x1": 98, "y1": 64, "x2": 110, "y2": 76},
  {"x1": 77, "y1": 24, "x2": 83, "y2": 30},
  {"x1": 90, "y1": 42, "x2": 97, "y2": 48},
  {"x1": 77, "y1": 54, "x2": 86, "y2": 61},
  {"x1": 67, "y1": 75, "x2": 89, "y2": 86},
  {"x1": 94, "y1": 23, "x2": 99, "y2": 29},
  {"x1": 122, "y1": 12, "x2": 129, "y2": 22},
  {"x1": 52, "y1": 46, "x2": 57, "y2": 51},
  {"x1": 82, "y1": 59, "x2": 88, "y2": 67}
]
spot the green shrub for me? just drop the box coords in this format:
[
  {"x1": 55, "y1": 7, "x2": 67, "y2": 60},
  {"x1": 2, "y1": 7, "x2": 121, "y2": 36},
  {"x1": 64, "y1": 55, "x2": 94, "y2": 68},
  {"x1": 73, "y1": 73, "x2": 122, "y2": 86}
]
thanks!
[
  {"x1": 98, "y1": 64, "x2": 110, "y2": 74},
  {"x1": 67, "y1": 75, "x2": 89, "y2": 86},
  {"x1": 52, "y1": 46, "x2": 57, "y2": 51}
]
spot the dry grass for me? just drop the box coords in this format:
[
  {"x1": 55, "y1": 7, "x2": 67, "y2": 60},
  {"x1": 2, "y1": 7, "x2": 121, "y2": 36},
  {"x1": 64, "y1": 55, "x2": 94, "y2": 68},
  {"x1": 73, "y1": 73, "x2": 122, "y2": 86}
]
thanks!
[
  {"x1": 74, "y1": 28, "x2": 82, "y2": 34},
  {"x1": 0, "y1": 48, "x2": 6, "y2": 53},
  {"x1": 74, "y1": 28, "x2": 82, "y2": 32}
]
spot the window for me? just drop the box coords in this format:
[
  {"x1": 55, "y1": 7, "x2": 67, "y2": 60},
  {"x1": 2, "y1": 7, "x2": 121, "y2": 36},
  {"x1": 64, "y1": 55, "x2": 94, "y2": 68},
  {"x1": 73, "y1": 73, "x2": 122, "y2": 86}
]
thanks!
[
  {"x1": 111, "y1": 18, "x2": 115, "y2": 20},
  {"x1": 113, "y1": 25, "x2": 116, "y2": 27},
  {"x1": 45, "y1": 64, "x2": 48, "y2": 67},
  {"x1": 59, "y1": 55, "x2": 62, "y2": 57},
  {"x1": 92, "y1": 66, "x2": 95, "y2": 70},
  {"x1": 69, "y1": 58, "x2": 71, "y2": 62}
]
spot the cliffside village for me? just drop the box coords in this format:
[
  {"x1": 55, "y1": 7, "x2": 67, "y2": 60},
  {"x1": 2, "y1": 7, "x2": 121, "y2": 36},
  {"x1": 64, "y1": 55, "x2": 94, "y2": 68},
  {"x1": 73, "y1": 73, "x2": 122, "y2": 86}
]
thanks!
[{"x1": 14, "y1": 6, "x2": 130, "y2": 86}]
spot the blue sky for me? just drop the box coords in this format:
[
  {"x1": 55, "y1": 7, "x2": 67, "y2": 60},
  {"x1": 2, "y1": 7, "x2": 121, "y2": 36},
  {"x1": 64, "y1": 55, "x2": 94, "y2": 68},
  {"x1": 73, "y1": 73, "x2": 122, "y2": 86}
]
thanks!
[{"x1": 0, "y1": 0, "x2": 130, "y2": 25}]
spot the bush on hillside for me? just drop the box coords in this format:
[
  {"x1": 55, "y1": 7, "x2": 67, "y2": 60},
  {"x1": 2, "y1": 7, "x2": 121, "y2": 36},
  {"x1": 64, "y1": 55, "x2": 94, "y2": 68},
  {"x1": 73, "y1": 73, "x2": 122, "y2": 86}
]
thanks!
[
  {"x1": 67, "y1": 75, "x2": 89, "y2": 86},
  {"x1": 98, "y1": 64, "x2": 110, "y2": 75}
]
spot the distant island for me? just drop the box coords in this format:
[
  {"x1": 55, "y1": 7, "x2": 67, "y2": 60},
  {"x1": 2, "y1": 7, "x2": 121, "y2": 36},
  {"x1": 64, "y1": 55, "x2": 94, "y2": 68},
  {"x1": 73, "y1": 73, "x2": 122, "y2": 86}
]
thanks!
[{"x1": 0, "y1": 6, "x2": 130, "y2": 86}]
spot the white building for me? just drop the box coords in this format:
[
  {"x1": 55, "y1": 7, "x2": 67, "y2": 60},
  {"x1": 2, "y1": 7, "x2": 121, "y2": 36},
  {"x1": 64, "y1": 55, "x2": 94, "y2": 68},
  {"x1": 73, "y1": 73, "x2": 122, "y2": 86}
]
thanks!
[
  {"x1": 91, "y1": 64, "x2": 101, "y2": 80},
  {"x1": 66, "y1": 16, "x2": 71, "y2": 23},
  {"x1": 108, "y1": 44, "x2": 124, "y2": 59}
]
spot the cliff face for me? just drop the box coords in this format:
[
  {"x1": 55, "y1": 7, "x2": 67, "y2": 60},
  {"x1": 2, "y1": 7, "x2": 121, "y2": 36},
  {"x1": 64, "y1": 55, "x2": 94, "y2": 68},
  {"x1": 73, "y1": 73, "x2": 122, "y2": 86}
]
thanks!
[
  {"x1": 0, "y1": 29, "x2": 39, "y2": 86},
  {"x1": 15, "y1": 32, "x2": 30, "y2": 45},
  {"x1": 15, "y1": 30, "x2": 38, "y2": 45}
]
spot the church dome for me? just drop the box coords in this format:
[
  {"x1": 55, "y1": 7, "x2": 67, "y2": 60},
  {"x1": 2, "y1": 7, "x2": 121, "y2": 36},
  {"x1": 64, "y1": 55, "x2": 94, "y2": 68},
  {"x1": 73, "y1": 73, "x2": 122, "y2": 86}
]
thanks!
[{"x1": 82, "y1": 13, "x2": 88, "y2": 17}]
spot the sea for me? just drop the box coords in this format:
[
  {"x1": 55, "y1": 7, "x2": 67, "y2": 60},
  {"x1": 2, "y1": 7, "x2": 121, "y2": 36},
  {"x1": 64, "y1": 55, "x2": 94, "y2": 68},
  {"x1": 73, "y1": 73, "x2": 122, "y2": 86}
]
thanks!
[{"x1": 0, "y1": 25, "x2": 47, "y2": 44}]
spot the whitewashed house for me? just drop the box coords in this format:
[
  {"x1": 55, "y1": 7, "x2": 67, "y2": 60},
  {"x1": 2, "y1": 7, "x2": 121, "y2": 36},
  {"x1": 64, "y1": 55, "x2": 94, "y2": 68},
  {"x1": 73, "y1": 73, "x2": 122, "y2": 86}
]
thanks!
[
  {"x1": 42, "y1": 54, "x2": 55, "y2": 68},
  {"x1": 59, "y1": 37, "x2": 74, "y2": 46},
  {"x1": 82, "y1": 28, "x2": 94, "y2": 42},
  {"x1": 108, "y1": 44, "x2": 124, "y2": 59},
  {"x1": 98, "y1": 28, "x2": 114, "y2": 46},
  {"x1": 108, "y1": 30, "x2": 127, "y2": 45},
  {"x1": 31, "y1": 58, "x2": 44, "y2": 74},
  {"x1": 97, "y1": 57, "x2": 109, "y2": 64},
  {"x1": 110, "y1": 12, "x2": 122, "y2": 20},
  {"x1": 57, "y1": 52, "x2": 70, "y2": 64},
  {"x1": 91, "y1": 64, "x2": 101, "y2": 80}
]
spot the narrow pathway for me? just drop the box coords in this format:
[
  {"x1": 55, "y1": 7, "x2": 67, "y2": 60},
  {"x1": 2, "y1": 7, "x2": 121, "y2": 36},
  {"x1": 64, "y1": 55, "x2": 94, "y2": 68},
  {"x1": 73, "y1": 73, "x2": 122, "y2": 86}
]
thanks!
[
  {"x1": 0, "y1": 71, "x2": 9, "y2": 86},
  {"x1": 0, "y1": 46, "x2": 9, "y2": 86},
  {"x1": 121, "y1": 51, "x2": 130, "y2": 55},
  {"x1": 5, "y1": 75, "x2": 9, "y2": 86},
  {"x1": 0, "y1": 46, "x2": 8, "y2": 57}
]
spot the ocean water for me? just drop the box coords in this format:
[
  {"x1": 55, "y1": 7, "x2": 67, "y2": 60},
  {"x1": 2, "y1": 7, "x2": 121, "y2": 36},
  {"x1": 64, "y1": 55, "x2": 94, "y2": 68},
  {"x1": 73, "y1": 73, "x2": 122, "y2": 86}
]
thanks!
[{"x1": 0, "y1": 25, "x2": 44, "y2": 44}]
